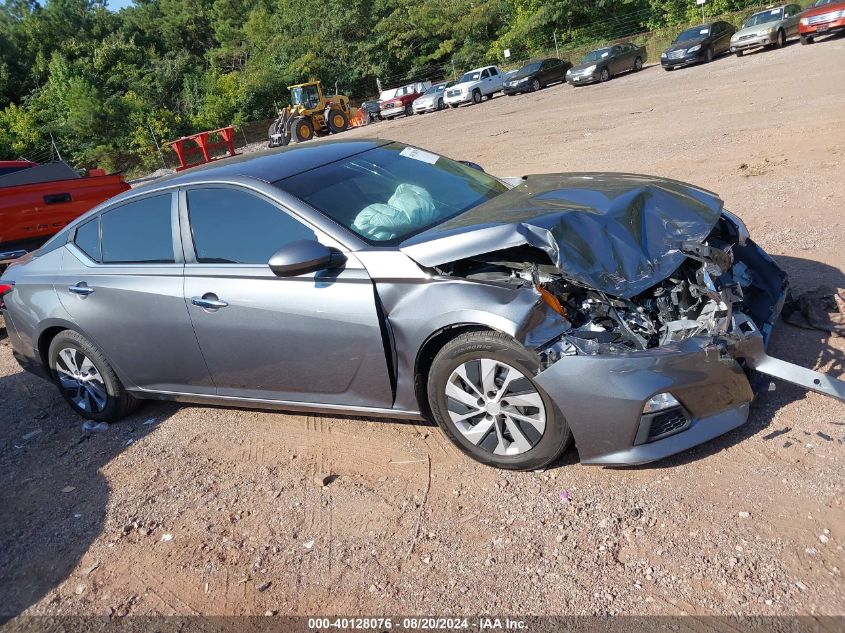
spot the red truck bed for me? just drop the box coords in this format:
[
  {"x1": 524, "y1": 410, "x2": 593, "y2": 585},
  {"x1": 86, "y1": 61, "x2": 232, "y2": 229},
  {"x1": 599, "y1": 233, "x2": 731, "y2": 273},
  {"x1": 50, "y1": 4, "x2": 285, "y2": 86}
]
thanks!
[{"x1": 0, "y1": 161, "x2": 130, "y2": 253}]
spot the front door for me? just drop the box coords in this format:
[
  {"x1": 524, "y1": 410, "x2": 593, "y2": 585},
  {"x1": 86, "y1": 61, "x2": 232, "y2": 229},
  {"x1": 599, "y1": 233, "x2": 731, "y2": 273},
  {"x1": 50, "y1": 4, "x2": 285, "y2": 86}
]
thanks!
[{"x1": 181, "y1": 185, "x2": 392, "y2": 407}]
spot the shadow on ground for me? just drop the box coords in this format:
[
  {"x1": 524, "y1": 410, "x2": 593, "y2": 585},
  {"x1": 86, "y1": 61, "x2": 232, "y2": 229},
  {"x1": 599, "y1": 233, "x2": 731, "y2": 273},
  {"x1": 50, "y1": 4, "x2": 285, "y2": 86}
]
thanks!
[{"x1": 0, "y1": 364, "x2": 176, "y2": 622}]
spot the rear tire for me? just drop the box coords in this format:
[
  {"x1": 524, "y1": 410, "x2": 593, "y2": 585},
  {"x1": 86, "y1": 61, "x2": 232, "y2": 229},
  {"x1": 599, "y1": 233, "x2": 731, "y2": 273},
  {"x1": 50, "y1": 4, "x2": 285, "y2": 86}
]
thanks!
[
  {"x1": 48, "y1": 330, "x2": 137, "y2": 422},
  {"x1": 426, "y1": 331, "x2": 572, "y2": 471}
]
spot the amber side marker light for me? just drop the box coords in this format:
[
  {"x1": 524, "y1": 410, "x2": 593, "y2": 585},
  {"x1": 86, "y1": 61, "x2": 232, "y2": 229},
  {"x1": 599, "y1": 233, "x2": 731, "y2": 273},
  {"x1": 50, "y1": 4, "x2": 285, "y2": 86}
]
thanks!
[{"x1": 537, "y1": 285, "x2": 568, "y2": 318}]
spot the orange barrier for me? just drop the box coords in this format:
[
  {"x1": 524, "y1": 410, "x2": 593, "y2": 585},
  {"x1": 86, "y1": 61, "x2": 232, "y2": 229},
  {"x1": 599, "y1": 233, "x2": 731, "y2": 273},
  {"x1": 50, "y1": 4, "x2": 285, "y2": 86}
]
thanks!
[{"x1": 167, "y1": 126, "x2": 240, "y2": 171}]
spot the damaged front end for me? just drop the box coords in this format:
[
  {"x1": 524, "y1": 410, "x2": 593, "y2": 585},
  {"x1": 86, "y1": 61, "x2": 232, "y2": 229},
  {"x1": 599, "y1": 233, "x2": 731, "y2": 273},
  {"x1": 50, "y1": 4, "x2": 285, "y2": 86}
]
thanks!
[{"x1": 404, "y1": 174, "x2": 844, "y2": 465}]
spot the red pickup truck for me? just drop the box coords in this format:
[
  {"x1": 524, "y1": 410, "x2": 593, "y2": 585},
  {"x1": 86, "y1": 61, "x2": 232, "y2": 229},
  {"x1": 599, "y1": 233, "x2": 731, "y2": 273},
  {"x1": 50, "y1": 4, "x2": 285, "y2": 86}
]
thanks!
[
  {"x1": 0, "y1": 160, "x2": 130, "y2": 261},
  {"x1": 379, "y1": 81, "x2": 432, "y2": 118}
]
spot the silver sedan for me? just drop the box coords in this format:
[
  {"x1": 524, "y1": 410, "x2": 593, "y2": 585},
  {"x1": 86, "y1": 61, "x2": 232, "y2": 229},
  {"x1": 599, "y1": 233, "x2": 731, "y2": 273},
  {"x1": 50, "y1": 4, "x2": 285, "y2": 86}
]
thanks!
[{"x1": 2, "y1": 139, "x2": 843, "y2": 470}]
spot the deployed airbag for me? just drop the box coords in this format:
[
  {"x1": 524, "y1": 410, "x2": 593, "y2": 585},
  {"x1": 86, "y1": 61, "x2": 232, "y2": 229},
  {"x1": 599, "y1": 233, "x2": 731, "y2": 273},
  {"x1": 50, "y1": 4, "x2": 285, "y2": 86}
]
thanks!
[{"x1": 352, "y1": 183, "x2": 438, "y2": 241}]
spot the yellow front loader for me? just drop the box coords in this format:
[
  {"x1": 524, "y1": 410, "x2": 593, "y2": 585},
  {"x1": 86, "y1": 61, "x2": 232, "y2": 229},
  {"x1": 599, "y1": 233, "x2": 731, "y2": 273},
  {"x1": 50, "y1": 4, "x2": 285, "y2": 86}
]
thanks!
[{"x1": 268, "y1": 81, "x2": 362, "y2": 147}]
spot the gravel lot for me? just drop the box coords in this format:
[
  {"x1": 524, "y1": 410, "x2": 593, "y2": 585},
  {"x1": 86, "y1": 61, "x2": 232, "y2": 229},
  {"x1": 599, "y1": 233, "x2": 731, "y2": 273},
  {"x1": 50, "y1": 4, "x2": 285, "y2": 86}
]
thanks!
[{"x1": 1, "y1": 36, "x2": 844, "y2": 621}]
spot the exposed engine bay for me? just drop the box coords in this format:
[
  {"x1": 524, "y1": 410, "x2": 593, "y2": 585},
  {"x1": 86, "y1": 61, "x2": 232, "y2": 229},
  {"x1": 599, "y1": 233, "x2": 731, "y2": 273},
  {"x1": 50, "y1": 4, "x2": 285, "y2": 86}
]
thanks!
[{"x1": 438, "y1": 214, "x2": 758, "y2": 358}]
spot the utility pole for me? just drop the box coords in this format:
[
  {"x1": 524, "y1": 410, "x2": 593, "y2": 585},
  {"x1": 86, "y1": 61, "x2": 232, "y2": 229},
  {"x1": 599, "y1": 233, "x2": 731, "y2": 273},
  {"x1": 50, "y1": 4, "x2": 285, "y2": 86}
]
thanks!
[
  {"x1": 451, "y1": 59, "x2": 456, "y2": 80},
  {"x1": 554, "y1": 31, "x2": 560, "y2": 59},
  {"x1": 376, "y1": 77, "x2": 383, "y2": 94}
]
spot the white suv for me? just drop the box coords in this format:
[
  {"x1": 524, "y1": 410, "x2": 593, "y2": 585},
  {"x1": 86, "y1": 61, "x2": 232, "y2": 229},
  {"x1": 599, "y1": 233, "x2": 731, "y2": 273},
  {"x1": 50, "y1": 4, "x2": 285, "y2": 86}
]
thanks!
[{"x1": 443, "y1": 66, "x2": 504, "y2": 107}]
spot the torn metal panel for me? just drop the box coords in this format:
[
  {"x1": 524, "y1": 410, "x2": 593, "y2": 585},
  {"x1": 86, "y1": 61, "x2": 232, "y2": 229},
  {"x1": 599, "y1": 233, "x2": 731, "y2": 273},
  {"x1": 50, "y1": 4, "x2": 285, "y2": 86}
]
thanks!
[
  {"x1": 748, "y1": 354, "x2": 845, "y2": 401},
  {"x1": 370, "y1": 275, "x2": 570, "y2": 412},
  {"x1": 401, "y1": 173, "x2": 724, "y2": 298}
]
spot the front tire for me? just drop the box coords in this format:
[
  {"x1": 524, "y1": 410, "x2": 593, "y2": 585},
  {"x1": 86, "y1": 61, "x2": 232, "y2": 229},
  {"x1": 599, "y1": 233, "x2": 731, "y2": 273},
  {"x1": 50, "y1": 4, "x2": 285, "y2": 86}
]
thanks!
[
  {"x1": 48, "y1": 330, "x2": 137, "y2": 422},
  {"x1": 775, "y1": 29, "x2": 786, "y2": 48},
  {"x1": 531, "y1": 78, "x2": 540, "y2": 92},
  {"x1": 800, "y1": 34, "x2": 814, "y2": 45},
  {"x1": 449, "y1": 103, "x2": 459, "y2": 109},
  {"x1": 634, "y1": 56, "x2": 643, "y2": 71},
  {"x1": 471, "y1": 89, "x2": 482, "y2": 105},
  {"x1": 599, "y1": 67, "x2": 610, "y2": 82},
  {"x1": 426, "y1": 331, "x2": 572, "y2": 470},
  {"x1": 705, "y1": 47, "x2": 714, "y2": 63},
  {"x1": 735, "y1": 49, "x2": 744, "y2": 57}
]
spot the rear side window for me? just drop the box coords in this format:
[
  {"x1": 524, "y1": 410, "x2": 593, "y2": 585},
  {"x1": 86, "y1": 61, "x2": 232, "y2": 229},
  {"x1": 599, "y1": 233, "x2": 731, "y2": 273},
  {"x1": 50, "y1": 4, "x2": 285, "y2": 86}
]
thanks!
[
  {"x1": 489, "y1": 67, "x2": 498, "y2": 76},
  {"x1": 187, "y1": 188, "x2": 316, "y2": 264},
  {"x1": 101, "y1": 195, "x2": 175, "y2": 264},
  {"x1": 74, "y1": 217, "x2": 101, "y2": 262}
]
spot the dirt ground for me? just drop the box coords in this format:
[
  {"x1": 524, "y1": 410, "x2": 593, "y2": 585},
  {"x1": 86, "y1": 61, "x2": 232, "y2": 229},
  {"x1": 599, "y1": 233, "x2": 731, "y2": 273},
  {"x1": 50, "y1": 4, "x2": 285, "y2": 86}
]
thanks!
[{"x1": 1, "y1": 36, "x2": 844, "y2": 622}]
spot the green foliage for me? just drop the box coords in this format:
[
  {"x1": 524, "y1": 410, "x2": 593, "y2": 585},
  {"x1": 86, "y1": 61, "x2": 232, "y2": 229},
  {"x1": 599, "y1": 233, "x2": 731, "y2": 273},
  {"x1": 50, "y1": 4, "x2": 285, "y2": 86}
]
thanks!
[{"x1": 0, "y1": 0, "x2": 766, "y2": 174}]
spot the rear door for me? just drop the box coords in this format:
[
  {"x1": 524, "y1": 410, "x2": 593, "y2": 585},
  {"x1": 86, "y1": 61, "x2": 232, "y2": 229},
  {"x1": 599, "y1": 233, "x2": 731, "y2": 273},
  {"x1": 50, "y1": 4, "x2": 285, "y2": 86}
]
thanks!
[
  {"x1": 180, "y1": 185, "x2": 392, "y2": 407},
  {"x1": 55, "y1": 192, "x2": 214, "y2": 394}
]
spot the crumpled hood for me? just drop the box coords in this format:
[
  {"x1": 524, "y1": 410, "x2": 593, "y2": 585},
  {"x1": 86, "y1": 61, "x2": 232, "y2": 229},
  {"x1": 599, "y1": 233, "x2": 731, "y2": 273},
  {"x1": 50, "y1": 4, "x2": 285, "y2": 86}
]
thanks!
[{"x1": 400, "y1": 173, "x2": 724, "y2": 298}]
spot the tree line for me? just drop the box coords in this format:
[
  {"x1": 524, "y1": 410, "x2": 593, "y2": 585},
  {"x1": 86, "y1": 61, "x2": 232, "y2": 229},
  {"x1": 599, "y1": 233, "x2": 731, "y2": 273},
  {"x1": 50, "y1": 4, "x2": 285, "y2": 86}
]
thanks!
[{"x1": 1, "y1": 0, "x2": 760, "y2": 174}]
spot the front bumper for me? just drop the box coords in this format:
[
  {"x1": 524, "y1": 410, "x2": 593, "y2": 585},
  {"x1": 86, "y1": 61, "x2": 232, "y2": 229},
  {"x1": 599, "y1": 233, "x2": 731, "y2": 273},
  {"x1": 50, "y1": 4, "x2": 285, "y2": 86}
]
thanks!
[
  {"x1": 380, "y1": 107, "x2": 406, "y2": 118},
  {"x1": 533, "y1": 235, "x2": 845, "y2": 466},
  {"x1": 566, "y1": 72, "x2": 598, "y2": 85},
  {"x1": 661, "y1": 50, "x2": 706, "y2": 68},
  {"x1": 503, "y1": 83, "x2": 532, "y2": 94},
  {"x1": 443, "y1": 93, "x2": 471, "y2": 106},
  {"x1": 800, "y1": 17, "x2": 845, "y2": 36},
  {"x1": 731, "y1": 33, "x2": 774, "y2": 51},
  {"x1": 412, "y1": 102, "x2": 438, "y2": 114}
]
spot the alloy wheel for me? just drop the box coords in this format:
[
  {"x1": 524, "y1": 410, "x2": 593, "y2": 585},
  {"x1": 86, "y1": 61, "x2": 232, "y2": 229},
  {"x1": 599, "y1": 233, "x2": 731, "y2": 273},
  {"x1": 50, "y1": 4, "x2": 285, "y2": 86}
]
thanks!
[
  {"x1": 444, "y1": 358, "x2": 546, "y2": 456},
  {"x1": 532, "y1": 79, "x2": 540, "y2": 91},
  {"x1": 56, "y1": 347, "x2": 108, "y2": 413}
]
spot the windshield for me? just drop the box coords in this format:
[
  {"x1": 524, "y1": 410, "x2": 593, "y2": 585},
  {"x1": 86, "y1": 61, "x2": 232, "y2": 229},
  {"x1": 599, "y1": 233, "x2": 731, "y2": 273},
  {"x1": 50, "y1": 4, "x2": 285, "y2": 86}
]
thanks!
[
  {"x1": 291, "y1": 85, "x2": 319, "y2": 108},
  {"x1": 424, "y1": 84, "x2": 446, "y2": 95},
  {"x1": 744, "y1": 8, "x2": 783, "y2": 27},
  {"x1": 813, "y1": 0, "x2": 837, "y2": 5},
  {"x1": 674, "y1": 26, "x2": 709, "y2": 42},
  {"x1": 277, "y1": 143, "x2": 508, "y2": 245},
  {"x1": 582, "y1": 48, "x2": 612, "y2": 63},
  {"x1": 459, "y1": 71, "x2": 481, "y2": 83},
  {"x1": 519, "y1": 62, "x2": 542, "y2": 74}
]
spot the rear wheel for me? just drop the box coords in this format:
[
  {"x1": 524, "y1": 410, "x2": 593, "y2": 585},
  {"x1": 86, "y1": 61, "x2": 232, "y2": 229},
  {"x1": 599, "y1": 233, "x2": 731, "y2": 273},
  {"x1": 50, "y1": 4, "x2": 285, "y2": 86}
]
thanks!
[
  {"x1": 471, "y1": 89, "x2": 482, "y2": 105},
  {"x1": 292, "y1": 117, "x2": 314, "y2": 142},
  {"x1": 48, "y1": 330, "x2": 137, "y2": 422},
  {"x1": 426, "y1": 331, "x2": 572, "y2": 470},
  {"x1": 800, "y1": 34, "x2": 814, "y2": 45},
  {"x1": 327, "y1": 109, "x2": 349, "y2": 133}
]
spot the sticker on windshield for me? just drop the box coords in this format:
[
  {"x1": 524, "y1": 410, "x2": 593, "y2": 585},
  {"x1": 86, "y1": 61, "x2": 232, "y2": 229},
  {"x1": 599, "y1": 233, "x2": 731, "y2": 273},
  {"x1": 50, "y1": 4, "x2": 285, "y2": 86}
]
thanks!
[
  {"x1": 771, "y1": 8, "x2": 780, "y2": 12},
  {"x1": 601, "y1": 52, "x2": 609, "y2": 57},
  {"x1": 400, "y1": 147, "x2": 440, "y2": 164},
  {"x1": 700, "y1": 28, "x2": 709, "y2": 34}
]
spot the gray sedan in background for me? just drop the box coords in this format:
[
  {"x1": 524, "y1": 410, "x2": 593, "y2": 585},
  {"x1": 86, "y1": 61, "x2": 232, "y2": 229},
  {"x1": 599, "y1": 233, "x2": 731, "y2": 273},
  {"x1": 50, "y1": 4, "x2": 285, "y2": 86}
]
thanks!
[{"x1": 2, "y1": 139, "x2": 843, "y2": 470}]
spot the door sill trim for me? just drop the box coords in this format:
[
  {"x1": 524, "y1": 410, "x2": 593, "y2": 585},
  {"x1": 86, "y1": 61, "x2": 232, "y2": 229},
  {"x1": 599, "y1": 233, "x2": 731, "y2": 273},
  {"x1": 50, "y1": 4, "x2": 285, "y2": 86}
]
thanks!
[{"x1": 128, "y1": 388, "x2": 425, "y2": 420}]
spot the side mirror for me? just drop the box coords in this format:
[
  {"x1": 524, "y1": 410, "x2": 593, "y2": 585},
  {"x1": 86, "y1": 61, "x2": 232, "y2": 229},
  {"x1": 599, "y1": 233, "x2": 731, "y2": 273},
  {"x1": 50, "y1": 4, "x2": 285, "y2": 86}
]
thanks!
[{"x1": 268, "y1": 240, "x2": 344, "y2": 277}]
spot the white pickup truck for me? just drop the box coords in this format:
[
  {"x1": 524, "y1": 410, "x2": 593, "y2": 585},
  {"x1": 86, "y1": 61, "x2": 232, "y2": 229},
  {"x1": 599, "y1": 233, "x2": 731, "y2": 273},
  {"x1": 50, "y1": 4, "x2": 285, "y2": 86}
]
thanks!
[{"x1": 443, "y1": 65, "x2": 504, "y2": 107}]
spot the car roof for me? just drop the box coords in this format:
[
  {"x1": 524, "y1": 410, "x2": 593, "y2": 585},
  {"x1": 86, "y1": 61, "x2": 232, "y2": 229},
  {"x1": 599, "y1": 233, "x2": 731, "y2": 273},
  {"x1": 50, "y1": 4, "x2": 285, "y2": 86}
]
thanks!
[
  {"x1": 466, "y1": 65, "x2": 495, "y2": 72},
  {"x1": 150, "y1": 138, "x2": 393, "y2": 188}
]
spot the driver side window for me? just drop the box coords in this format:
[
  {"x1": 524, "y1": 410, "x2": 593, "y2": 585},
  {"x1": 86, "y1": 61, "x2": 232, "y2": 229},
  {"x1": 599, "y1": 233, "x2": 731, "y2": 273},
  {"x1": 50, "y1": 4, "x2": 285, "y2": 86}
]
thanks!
[{"x1": 187, "y1": 188, "x2": 316, "y2": 265}]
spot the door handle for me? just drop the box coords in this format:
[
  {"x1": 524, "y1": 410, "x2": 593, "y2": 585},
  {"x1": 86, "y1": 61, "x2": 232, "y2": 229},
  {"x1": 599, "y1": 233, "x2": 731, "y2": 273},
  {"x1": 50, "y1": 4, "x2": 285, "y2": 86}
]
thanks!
[
  {"x1": 192, "y1": 296, "x2": 229, "y2": 309},
  {"x1": 68, "y1": 283, "x2": 94, "y2": 296}
]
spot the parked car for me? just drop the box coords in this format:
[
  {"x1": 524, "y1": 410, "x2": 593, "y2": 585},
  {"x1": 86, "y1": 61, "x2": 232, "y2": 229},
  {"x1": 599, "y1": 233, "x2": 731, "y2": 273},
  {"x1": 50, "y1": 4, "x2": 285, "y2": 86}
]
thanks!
[
  {"x1": 361, "y1": 99, "x2": 384, "y2": 122},
  {"x1": 411, "y1": 82, "x2": 453, "y2": 114},
  {"x1": 4, "y1": 139, "x2": 843, "y2": 470},
  {"x1": 566, "y1": 43, "x2": 646, "y2": 85},
  {"x1": 380, "y1": 82, "x2": 431, "y2": 118},
  {"x1": 443, "y1": 66, "x2": 504, "y2": 107},
  {"x1": 799, "y1": 0, "x2": 845, "y2": 43},
  {"x1": 503, "y1": 58, "x2": 572, "y2": 94},
  {"x1": 661, "y1": 21, "x2": 737, "y2": 69},
  {"x1": 730, "y1": 4, "x2": 802, "y2": 55},
  {"x1": 1, "y1": 160, "x2": 130, "y2": 262}
]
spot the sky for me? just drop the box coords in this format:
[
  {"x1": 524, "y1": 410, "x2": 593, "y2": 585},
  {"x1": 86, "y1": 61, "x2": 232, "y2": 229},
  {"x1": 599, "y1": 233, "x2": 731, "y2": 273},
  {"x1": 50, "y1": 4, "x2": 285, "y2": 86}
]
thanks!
[{"x1": 106, "y1": 0, "x2": 135, "y2": 11}]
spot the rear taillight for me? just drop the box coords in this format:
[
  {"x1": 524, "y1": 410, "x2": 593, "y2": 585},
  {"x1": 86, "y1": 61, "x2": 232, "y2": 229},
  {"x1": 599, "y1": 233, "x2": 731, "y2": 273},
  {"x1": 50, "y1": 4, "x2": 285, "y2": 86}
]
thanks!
[{"x1": 0, "y1": 282, "x2": 14, "y2": 310}]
